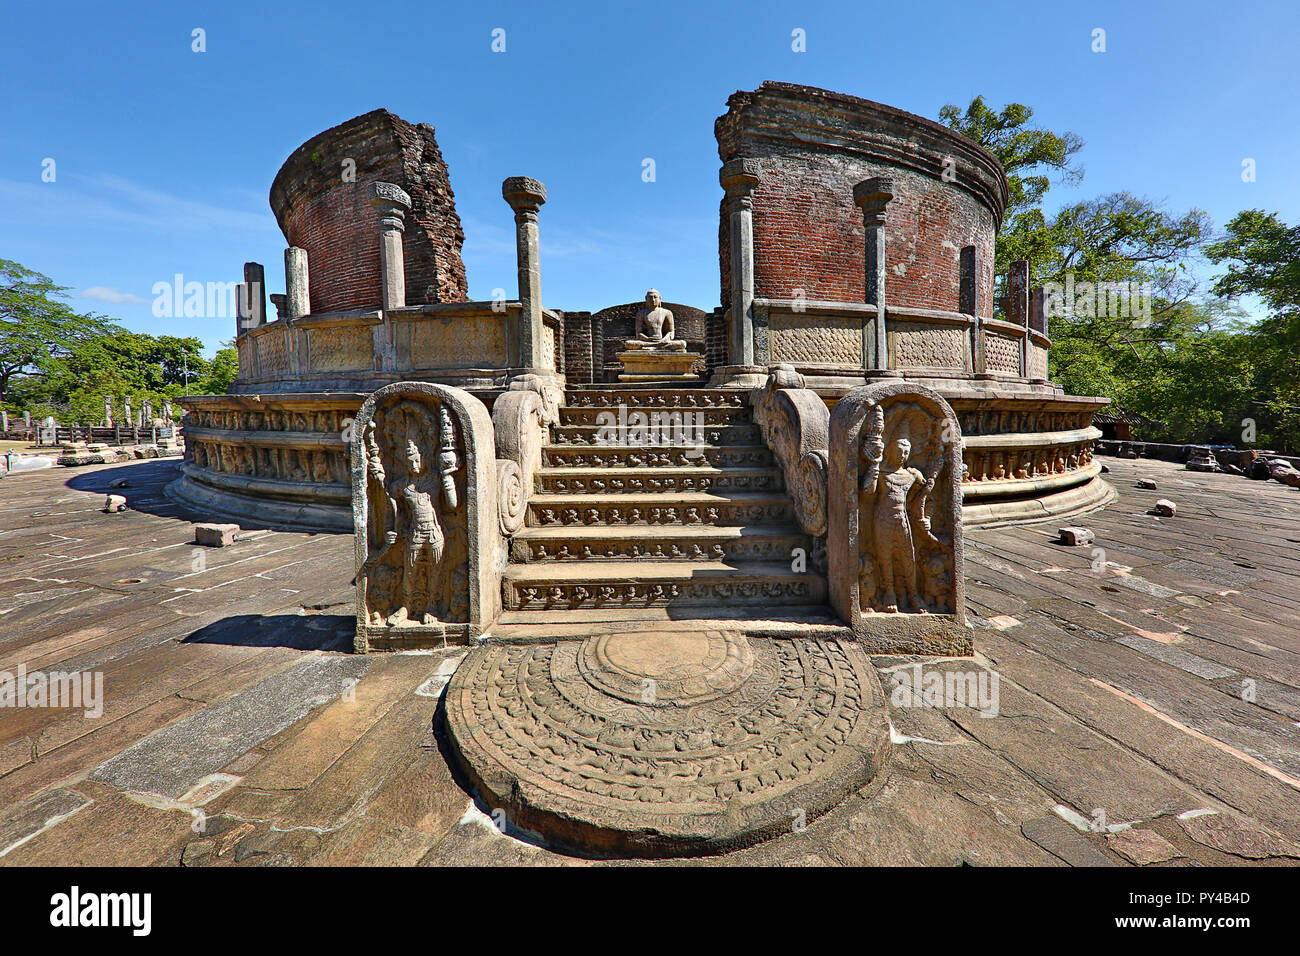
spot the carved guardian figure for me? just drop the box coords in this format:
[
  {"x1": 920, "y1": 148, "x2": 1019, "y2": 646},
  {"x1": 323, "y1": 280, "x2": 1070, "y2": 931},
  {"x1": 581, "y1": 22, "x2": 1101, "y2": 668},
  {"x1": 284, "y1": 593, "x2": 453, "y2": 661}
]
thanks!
[
  {"x1": 351, "y1": 382, "x2": 503, "y2": 651},
  {"x1": 828, "y1": 381, "x2": 969, "y2": 654}
]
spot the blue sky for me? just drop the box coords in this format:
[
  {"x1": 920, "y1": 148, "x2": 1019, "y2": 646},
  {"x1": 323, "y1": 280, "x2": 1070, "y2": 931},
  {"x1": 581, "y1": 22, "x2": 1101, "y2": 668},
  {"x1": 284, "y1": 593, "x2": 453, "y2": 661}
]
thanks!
[{"x1": 2, "y1": 0, "x2": 1296, "y2": 356}]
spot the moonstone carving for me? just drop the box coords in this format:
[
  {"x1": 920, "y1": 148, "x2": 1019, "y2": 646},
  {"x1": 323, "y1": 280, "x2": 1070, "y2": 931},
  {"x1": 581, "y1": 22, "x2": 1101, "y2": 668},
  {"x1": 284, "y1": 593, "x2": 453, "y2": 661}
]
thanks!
[
  {"x1": 352, "y1": 382, "x2": 502, "y2": 650},
  {"x1": 828, "y1": 382, "x2": 969, "y2": 654}
]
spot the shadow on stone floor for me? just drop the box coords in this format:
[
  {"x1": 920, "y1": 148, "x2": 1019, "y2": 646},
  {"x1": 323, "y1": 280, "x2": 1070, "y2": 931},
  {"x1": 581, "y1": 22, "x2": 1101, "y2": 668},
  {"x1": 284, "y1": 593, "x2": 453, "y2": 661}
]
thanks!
[{"x1": 182, "y1": 613, "x2": 354, "y2": 652}]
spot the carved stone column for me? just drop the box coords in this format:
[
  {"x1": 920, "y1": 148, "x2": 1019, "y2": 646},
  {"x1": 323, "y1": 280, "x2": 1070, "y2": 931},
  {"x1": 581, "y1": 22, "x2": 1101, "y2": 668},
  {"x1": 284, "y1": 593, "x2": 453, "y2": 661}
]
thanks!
[
  {"x1": 502, "y1": 176, "x2": 548, "y2": 372},
  {"x1": 103, "y1": 396, "x2": 113, "y2": 428},
  {"x1": 284, "y1": 247, "x2": 310, "y2": 319},
  {"x1": 237, "y1": 262, "x2": 266, "y2": 338},
  {"x1": 1008, "y1": 259, "x2": 1030, "y2": 377},
  {"x1": 717, "y1": 159, "x2": 764, "y2": 386},
  {"x1": 368, "y1": 182, "x2": 412, "y2": 314},
  {"x1": 960, "y1": 245, "x2": 984, "y2": 376},
  {"x1": 853, "y1": 178, "x2": 899, "y2": 378}
]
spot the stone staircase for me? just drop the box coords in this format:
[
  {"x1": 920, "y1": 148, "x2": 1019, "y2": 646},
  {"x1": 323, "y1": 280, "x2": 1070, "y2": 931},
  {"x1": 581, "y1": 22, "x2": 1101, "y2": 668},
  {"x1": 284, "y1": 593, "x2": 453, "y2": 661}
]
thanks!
[{"x1": 498, "y1": 387, "x2": 828, "y2": 625}]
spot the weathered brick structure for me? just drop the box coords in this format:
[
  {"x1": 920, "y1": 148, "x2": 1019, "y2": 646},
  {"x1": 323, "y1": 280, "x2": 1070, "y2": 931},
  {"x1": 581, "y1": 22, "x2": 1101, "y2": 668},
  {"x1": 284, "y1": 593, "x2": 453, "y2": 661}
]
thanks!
[
  {"x1": 176, "y1": 86, "x2": 1111, "y2": 538},
  {"x1": 716, "y1": 82, "x2": 1003, "y2": 316},
  {"x1": 270, "y1": 110, "x2": 468, "y2": 313}
]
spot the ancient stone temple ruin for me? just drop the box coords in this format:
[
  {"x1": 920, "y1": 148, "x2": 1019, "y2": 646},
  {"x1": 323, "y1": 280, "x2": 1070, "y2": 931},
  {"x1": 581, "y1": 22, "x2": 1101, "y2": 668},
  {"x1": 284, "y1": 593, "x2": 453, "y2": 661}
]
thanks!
[{"x1": 172, "y1": 82, "x2": 1113, "y2": 855}]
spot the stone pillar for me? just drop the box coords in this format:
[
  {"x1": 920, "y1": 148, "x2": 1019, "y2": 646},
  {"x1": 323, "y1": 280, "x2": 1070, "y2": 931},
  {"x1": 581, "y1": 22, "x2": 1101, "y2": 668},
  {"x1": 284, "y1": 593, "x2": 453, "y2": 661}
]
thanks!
[
  {"x1": 1009, "y1": 259, "x2": 1030, "y2": 377},
  {"x1": 1030, "y1": 286, "x2": 1048, "y2": 337},
  {"x1": 237, "y1": 262, "x2": 266, "y2": 336},
  {"x1": 124, "y1": 396, "x2": 133, "y2": 427},
  {"x1": 502, "y1": 177, "x2": 548, "y2": 372},
  {"x1": 853, "y1": 178, "x2": 897, "y2": 377},
  {"x1": 285, "y1": 247, "x2": 310, "y2": 320},
  {"x1": 163, "y1": 400, "x2": 173, "y2": 425},
  {"x1": 960, "y1": 246, "x2": 985, "y2": 376},
  {"x1": 104, "y1": 395, "x2": 113, "y2": 428},
  {"x1": 719, "y1": 159, "x2": 762, "y2": 384},
  {"x1": 23, "y1": 411, "x2": 31, "y2": 429},
  {"x1": 367, "y1": 182, "x2": 412, "y2": 313},
  {"x1": 1, "y1": 410, "x2": 8, "y2": 434},
  {"x1": 142, "y1": 399, "x2": 153, "y2": 425}
]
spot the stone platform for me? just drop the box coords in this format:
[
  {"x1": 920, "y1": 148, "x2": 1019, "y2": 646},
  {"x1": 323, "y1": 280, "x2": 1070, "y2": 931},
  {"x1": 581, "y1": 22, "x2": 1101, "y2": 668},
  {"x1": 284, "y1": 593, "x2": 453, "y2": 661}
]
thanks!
[
  {"x1": 444, "y1": 630, "x2": 889, "y2": 857},
  {"x1": 5, "y1": 456, "x2": 1300, "y2": 867}
]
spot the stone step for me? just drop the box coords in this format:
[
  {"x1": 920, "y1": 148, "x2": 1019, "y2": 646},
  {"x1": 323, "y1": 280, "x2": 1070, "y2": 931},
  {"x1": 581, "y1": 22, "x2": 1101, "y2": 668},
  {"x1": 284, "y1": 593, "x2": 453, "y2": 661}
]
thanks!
[
  {"x1": 563, "y1": 389, "x2": 749, "y2": 411},
  {"x1": 535, "y1": 465, "x2": 784, "y2": 495},
  {"x1": 540, "y1": 444, "x2": 775, "y2": 469},
  {"x1": 490, "y1": 606, "x2": 848, "y2": 637},
  {"x1": 510, "y1": 523, "x2": 810, "y2": 563},
  {"x1": 525, "y1": 491, "x2": 795, "y2": 529},
  {"x1": 501, "y1": 560, "x2": 826, "y2": 611},
  {"x1": 558, "y1": 405, "x2": 752, "y2": 426},
  {"x1": 549, "y1": 422, "x2": 762, "y2": 446}
]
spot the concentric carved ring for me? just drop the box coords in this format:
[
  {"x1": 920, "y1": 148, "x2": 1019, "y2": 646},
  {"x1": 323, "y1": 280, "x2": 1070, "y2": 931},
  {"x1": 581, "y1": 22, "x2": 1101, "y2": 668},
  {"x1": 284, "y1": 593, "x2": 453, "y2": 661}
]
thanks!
[{"x1": 443, "y1": 632, "x2": 890, "y2": 857}]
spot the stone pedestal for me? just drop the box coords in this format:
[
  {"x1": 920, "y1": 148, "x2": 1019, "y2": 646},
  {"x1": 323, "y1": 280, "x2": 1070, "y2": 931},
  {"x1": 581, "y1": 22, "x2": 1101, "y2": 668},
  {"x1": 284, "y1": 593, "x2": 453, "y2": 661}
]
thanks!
[{"x1": 616, "y1": 349, "x2": 698, "y2": 383}]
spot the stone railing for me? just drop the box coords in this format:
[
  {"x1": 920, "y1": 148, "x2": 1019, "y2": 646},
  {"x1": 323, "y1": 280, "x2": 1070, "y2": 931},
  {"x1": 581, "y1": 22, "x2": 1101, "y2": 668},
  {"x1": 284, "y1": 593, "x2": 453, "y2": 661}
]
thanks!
[
  {"x1": 750, "y1": 298, "x2": 1051, "y2": 385},
  {"x1": 750, "y1": 365, "x2": 830, "y2": 536},
  {"x1": 233, "y1": 302, "x2": 561, "y2": 393}
]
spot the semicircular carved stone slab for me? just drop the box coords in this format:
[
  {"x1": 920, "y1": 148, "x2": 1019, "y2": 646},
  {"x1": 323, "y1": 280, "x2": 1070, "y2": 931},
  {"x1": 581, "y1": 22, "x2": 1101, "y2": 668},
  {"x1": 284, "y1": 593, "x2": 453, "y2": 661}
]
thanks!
[
  {"x1": 444, "y1": 630, "x2": 890, "y2": 858},
  {"x1": 351, "y1": 382, "x2": 501, "y2": 651},
  {"x1": 828, "y1": 381, "x2": 969, "y2": 655}
]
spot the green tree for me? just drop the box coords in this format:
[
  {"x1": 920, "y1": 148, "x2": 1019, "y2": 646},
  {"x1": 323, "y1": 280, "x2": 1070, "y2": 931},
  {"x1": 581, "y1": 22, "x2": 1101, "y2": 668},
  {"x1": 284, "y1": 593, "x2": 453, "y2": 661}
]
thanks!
[
  {"x1": 0, "y1": 258, "x2": 116, "y2": 404},
  {"x1": 938, "y1": 96, "x2": 1083, "y2": 272},
  {"x1": 1206, "y1": 210, "x2": 1300, "y2": 450}
]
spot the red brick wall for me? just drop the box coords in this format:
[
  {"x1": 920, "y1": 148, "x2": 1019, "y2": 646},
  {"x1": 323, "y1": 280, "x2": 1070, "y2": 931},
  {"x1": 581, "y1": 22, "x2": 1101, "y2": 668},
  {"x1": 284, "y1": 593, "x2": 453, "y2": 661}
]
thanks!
[
  {"x1": 270, "y1": 110, "x2": 467, "y2": 315},
  {"x1": 716, "y1": 83, "x2": 1006, "y2": 319}
]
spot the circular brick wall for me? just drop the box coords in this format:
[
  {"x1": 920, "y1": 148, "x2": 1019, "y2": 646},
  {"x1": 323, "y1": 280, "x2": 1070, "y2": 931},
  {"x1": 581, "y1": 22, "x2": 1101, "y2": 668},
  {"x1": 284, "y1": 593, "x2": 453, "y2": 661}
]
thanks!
[
  {"x1": 716, "y1": 83, "x2": 1008, "y2": 316},
  {"x1": 270, "y1": 110, "x2": 468, "y2": 315}
]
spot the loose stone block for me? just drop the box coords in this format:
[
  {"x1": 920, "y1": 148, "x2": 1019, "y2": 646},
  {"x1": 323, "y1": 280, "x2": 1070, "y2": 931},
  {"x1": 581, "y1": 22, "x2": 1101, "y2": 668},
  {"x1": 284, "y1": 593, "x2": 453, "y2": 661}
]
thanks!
[
  {"x1": 1154, "y1": 499, "x2": 1176, "y2": 517},
  {"x1": 104, "y1": 494, "x2": 127, "y2": 513},
  {"x1": 352, "y1": 382, "x2": 502, "y2": 652},
  {"x1": 194, "y1": 523, "x2": 241, "y2": 547},
  {"x1": 1185, "y1": 446, "x2": 1219, "y2": 472},
  {"x1": 1058, "y1": 526, "x2": 1094, "y2": 546},
  {"x1": 1137, "y1": 478, "x2": 1158, "y2": 489},
  {"x1": 828, "y1": 381, "x2": 968, "y2": 654}
]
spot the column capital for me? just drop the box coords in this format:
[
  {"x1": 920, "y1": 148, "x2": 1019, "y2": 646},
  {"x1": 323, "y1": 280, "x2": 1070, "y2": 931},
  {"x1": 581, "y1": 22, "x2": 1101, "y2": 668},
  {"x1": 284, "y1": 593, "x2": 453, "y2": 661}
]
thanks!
[
  {"x1": 502, "y1": 176, "x2": 547, "y2": 215},
  {"x1": 719, "y1": 158, "x2": 761, "y2": 197},
  {"x1": 853, "y1": 177, "x2": 894, "y2": 224},
  {"x1": 368, "y1": 182, "x2": 412, "y2": 231}
]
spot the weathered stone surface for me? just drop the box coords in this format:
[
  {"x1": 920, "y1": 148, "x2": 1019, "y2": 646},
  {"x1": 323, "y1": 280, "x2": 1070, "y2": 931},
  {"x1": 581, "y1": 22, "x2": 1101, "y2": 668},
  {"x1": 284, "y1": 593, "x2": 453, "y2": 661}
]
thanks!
[
  {"x1": 1021, "y1": 815, "x2": 1116, "y2": 866},
  {"x1": 444, "y1": 631, "x2": 890, "y2": 857},
  {"x1": 194, "y1": 523, "x2": 240, "y2": 547},
  {"x1": 1137, "y1": 478, "x2": 1158, "y2": 489},
  {"x1": 1178, "y1": 811, "x2": 1300, "y2": 860},
  {"x1": 89, "y1": 656, "x2": 370, "y2": 800},
  {"x1": 1154, "y1": 499, "x2": 1176, "y2": 517},
  {"x1": 1058, "y1": 526, "x2": 1094, "y2": 546},
  {"x1": 1106, "y1": 827, "x2": 1183, "y2": 865},
  {"x1": 828, "y1": 381, "x2": 968, "y2": 653},
  {"x1": 352, "y1": 382, "x2": 502, "y2": 650}
]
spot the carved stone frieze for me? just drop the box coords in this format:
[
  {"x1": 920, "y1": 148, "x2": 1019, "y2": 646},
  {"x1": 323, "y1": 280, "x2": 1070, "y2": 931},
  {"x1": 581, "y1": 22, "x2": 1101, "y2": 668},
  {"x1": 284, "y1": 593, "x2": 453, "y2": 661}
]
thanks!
[
  {"x1": 828, "y1": 381, "x2": 968, "y2": 653},
  {"x1": 351, "y1": 382, "x2": 501, "y2": 649}
]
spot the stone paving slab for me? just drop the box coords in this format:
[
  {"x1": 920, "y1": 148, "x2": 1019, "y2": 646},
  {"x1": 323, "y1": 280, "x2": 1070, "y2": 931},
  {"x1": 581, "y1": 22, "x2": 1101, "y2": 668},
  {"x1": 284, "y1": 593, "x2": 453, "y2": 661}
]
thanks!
[{"x1": 0, "y1": 455, "x2": 1298, "y2": 865}]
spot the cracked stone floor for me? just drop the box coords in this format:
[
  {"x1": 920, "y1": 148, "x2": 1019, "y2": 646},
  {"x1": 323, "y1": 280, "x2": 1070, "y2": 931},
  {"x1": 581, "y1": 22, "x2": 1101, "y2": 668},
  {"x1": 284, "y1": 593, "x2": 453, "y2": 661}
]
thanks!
[{"x1": 0, "y1": 455, "x2": 1298, "y2": 866}]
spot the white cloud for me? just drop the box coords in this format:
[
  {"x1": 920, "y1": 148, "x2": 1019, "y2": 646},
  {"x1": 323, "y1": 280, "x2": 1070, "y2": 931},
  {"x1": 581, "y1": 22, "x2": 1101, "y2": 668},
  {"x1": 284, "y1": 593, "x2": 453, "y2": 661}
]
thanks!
[{"x1": 81, "y1": 286, "x2": 147, "y2": 304}]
